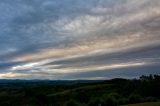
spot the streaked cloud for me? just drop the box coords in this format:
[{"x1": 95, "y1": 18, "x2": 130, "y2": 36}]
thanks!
[{"x1": 0, "y1": 0, "x2": 160, "y2": 79}]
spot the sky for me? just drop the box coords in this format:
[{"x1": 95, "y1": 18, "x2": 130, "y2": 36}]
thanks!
[{"x1": 0, "y1": 0, "x2": 160, "y2": 79}]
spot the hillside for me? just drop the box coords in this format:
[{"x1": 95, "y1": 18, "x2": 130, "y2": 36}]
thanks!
[{"x1": 0, "y1": 75, "x2": 159, "y2": 106}]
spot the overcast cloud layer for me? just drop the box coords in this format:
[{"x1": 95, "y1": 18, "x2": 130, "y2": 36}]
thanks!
[{"x1": 0, "y1": 0, "x2": 160, "y2": 79}]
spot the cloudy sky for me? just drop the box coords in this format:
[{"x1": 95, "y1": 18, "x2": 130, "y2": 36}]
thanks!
[{"x1": 0, "y1": 0, "x2": 160, "y2": 79}]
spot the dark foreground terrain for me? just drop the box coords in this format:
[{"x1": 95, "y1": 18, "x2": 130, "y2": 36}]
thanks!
[
  {"x1": 0, "y1": 75, "x2": 159, "y2": 106},
  {"x1": 121, "y1": 102, "x2": 160, "y2": 106}
]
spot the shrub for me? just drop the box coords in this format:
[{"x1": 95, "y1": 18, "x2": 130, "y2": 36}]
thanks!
[
  {"x1": 108, "y1": 93, "x2": 120, "y2": 98},
  {"x1": 88, "y1": 98, "x2": 103, "y2": 106},
  {"x1": 103, "y1": 96, "x2": 118, "y2": 106},
  {"x1": 74, "y1": 90, "x2": 90, "y2": 103},
  {"x1": 145, "y1": 96, "x2": 158, "y2": 102},
  {"x1": 64, "y1": 99, "x2": 80, "y2": 106},
  {"x1": 129, "y1": 94, "x2": 143, "y2": 103},
  {"x1": 118, "y1": 98, "x2": 129, "y2": 105}
]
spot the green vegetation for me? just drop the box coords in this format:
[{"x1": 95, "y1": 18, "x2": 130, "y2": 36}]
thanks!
[
  {"x1": 121, "y1": 101, "x2": 160, "y2": 106},
  {"x1": 0, "y1": 74, "x2": 159, "y2": 106}
]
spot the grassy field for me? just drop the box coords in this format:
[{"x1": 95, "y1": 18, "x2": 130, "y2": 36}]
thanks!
[{"x1": 121, "y1": 102, "x2": 160, "y2": 106}]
